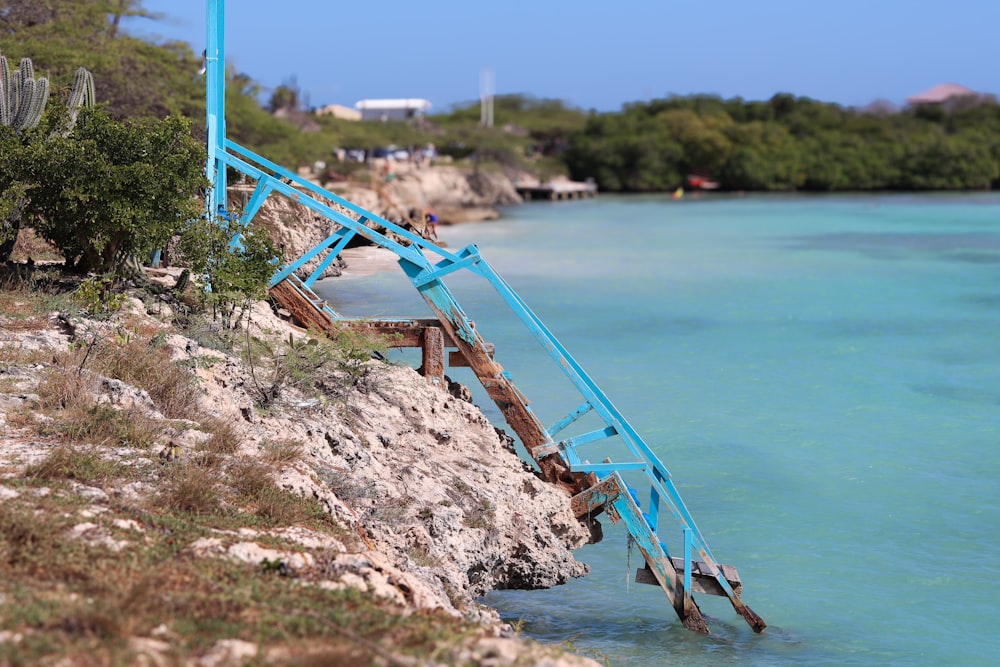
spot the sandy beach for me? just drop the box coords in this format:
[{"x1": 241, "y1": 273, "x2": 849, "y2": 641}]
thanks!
[
  {"x1": 337, "y1": 246, "x2": 403, "y2": 277},
  {"x1": 338, "y1": 243, "x2": 453, "y2": 278}
]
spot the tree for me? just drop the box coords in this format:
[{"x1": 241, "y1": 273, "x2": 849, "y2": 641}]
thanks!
[
  {"x1": 16, "y1": 107, "x2": 206, "y2": 274},
  {"x1": 107, "y1": 0, "x2": 162, "y2": 39}
]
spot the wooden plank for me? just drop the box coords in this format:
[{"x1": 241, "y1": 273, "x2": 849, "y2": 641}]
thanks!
[
  {"x1": 634, "y1": 561, "x2": 742, "y2": 597},
  {"x1": 570, "y1": 475, "x2": 620, "y2": 519},
  {"x1": 417, "y1": 293, "x2": 550, "y2": 451},
  {"x1": 448, "y1": 343, "x2": 494, "y2": 366},
  {"x1": 269, "y1": 279, "x2": 334, "y2": 332},
  {"x1": 343, "y1": 319, "x2": 451, "y2": 348}
]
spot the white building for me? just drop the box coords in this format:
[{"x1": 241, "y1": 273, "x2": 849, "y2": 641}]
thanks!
[{"x1": 355, "y1": 98, "x2": 432, "y2": 122}]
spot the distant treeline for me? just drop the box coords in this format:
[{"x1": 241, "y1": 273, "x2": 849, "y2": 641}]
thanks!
[
  {"x1": 562, "y1": 94, "x2": 1000, "y2": 192},
  {"x1": 4, "y1": 2, "x2": 999, "y2": 193}
]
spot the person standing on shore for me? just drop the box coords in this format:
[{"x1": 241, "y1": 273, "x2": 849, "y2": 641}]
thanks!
[{"x1": 424, "y1": 209, "x2": 439, "y2": 241}]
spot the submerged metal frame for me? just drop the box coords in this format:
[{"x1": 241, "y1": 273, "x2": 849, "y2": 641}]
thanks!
[{"x1": 205, "y1": 0, "x2": 764, "y2": 634}]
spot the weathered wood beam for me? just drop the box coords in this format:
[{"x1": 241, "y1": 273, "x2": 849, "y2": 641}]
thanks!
[
  {"x1": 269, "y1": 279, "x2": 332, "y2": 332},
  {"x1": 421, "y1": 326, "x2": 445, "y2": 386},
  {"x1": 635, "y1": 561, "x2": 743, "y2": 598}
]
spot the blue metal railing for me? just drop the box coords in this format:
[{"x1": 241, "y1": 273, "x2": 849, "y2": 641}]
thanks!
[{"x1": 206, "y1": 0, "x2": 763, "y2": 634}]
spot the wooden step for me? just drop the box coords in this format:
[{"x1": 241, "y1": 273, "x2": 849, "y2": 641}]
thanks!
[{"x1": 635, "y1": 560, "x2": 742, "y2": 597}]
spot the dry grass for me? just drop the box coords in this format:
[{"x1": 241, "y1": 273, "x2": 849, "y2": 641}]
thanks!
[
  {"x1": 260, "y1": 438, "x2": 304, "y2": 466},
  {"x1": 39, "y1": 404, "x2": 163, "y2": 449},
  {"x1": 0, "y1": 376, "x2": 26, "y2": 393},
  {"x1": 87, "y1": 336, "x2": 201, "y2": 419},
  {"x1": 153, "y1": 464, "x2": 222, "y2": 516},
  {"x1": 227, "y1": 457, "x2": 318, "y2": 525},
  {"x1": 35, "y1": 366, "x2": 96, "y2": 410},
  {"x1": 0, "y1": 502, "x2": 53, "y2": 568},
  {"x1": 0, "y1": 274, "x2": 55, "y2": 332},
  {"x1": 0, "y1": 304, "x2": 49, "y2": 332},
  {"x1": 197, "y1": 416, "x2": 243, "y2": 456},
  {"x1": 0, "y1": 344, "x2": 53, "y2": 366},
  {"x1": 26, "y1": 445, "x2": 128, "y2": 485},
  {"x1": 228, "y1": 457, "x2": 275, "y2": 497},
  {"x1": 0, "y1": 490, "x2": 482, "y2": 665},
  {"x1": 31, "y1": 346, "x2": 167, "y2": 450}
]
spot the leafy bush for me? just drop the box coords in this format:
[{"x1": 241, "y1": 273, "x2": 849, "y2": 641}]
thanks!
[
  {"x1": 178, "y1": 216, "x2": 281, "y2": 329},
  {"x1": 71, "y1": 276, "x2": 126, "y2": 317},
  {"x1": 11, "y1": 108, "x2": 206, "y2": 273}
]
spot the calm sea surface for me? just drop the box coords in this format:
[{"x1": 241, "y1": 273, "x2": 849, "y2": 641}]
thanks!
[{"x1": 317, "y1": 193, "x2": 1000, "y2": 666}]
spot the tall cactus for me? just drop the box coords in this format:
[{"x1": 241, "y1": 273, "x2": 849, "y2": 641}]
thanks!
[
  {"x1": 0, "y1": 53, "x2": 50, "y2": 132},
  {"x1": 1, "y1": 52, "x2": 96, "y2": 262},
  {"x1": 65, "y1": 67, "x2": 96, "y2": 132}
]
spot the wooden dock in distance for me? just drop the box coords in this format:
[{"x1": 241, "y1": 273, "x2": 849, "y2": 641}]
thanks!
[{"x1": 516, "y1": 179, "x2": 597, "y2": 201}]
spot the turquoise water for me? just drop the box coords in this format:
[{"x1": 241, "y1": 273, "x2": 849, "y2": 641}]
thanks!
[{"x1": 317, "y1": 194, "x2": 1000, "y2": 666}]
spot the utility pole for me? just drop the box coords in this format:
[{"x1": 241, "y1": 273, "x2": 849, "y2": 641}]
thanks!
[{"x1": 480, "y1": 67, "x2": 494, "y2": 128}]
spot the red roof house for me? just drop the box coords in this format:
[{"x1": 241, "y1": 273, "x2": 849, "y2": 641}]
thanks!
[{"x1": 906, "y1": 83, "x2": 985, "y2": 106}]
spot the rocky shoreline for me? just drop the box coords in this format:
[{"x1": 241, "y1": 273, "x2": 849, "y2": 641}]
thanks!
[{"x1": 0, "y1": 268, "x2": 602, "y2": 665}]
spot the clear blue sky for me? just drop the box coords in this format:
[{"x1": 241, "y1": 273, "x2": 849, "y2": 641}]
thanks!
[{"x1": 124, "y1": 0, "x2": 999, "y2": 113}]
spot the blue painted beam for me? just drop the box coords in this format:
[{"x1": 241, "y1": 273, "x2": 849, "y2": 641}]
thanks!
[
  {"x1": 218, "y1": 155, "x2": 420, "y2": 265},
  {"x1": 223, "y1": 140, "x2": 462, "y2": 265},
  {"x1": 570, "y1": 461, "x2": 647, "y2": 474},
  {"x1": 534, "y1": 425, "x2": 617, "y2": 459},
  {"x1": 411, "y1": 249, "x2": 484, "y2": 287},
  {"x1": 546, "y1": 401, "x2": 593, "y2": 439},
  {"x1": 239, "y1": 179, "x2": 274, "y2": 227},
  {"x1": 684, "y1": 527, "x2": 693, "y2": 597},
  {"x1": 397, "y1": 258, "x2": 480, "y2": 346},
  {"x1": 304, "y1": 227, "x2": 359, "y2": 287},
  {"x1": 269, "y1": 225, "x2": 353, "y2": 288},
  {"x1": 206, "y1": 0, "x2": 226, "y2": 215},
  {"x1": 606, "y1": 472, "x2": 707, "y2": 633}
]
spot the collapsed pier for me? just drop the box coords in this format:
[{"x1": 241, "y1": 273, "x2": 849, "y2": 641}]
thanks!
[{"x1": 206, "y1": 0, "x2": 765, "y2": 635}]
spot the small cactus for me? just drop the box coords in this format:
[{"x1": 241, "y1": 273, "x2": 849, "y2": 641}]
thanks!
[
  {"x1": 174, "y1": 268, "x2": 191, "y2": 293},
  {"x1": 0, "y1": 53, "x2": 50, "y2": 132}
]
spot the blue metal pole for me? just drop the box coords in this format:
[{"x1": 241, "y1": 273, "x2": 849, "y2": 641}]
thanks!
[
  {"x1": 683, "y1": 527, "x2": 693, "y2": 597},
  {"x1": 206, "y1": 0, "x2": 227, "y2": 216}
]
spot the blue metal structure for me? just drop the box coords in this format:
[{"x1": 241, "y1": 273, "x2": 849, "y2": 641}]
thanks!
[{"x1": 205, "y1": 0, "x2": 764, "y2": 635}]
